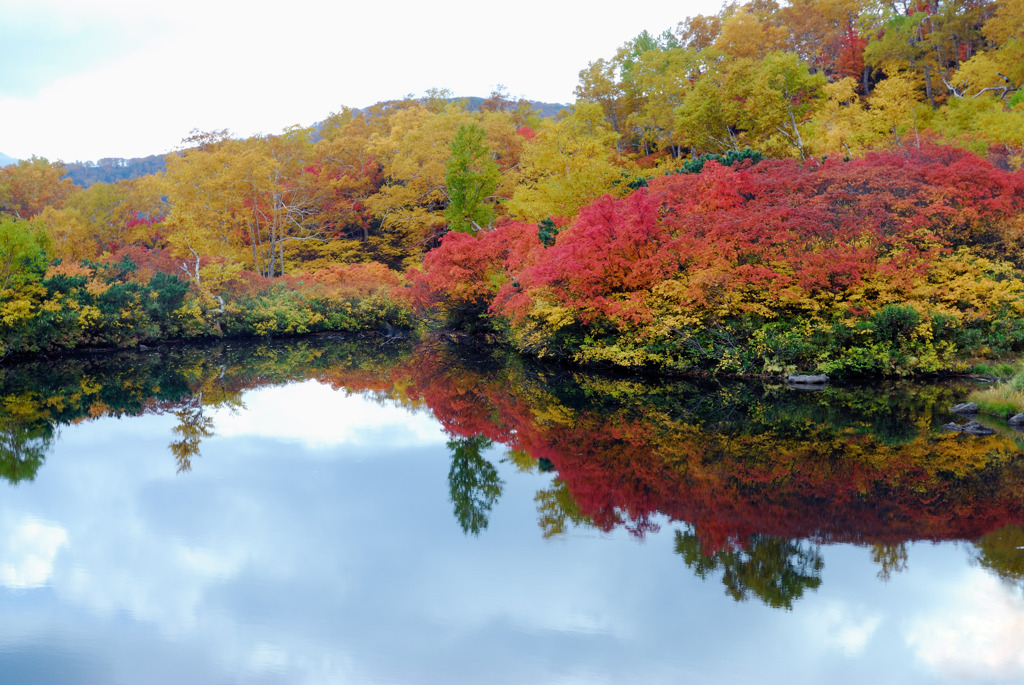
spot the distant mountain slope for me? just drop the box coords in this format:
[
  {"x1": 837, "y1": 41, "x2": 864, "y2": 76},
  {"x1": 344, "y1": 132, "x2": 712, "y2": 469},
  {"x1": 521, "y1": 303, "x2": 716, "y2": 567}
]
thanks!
[
  {"x1": 63, "y1": 155, "x2": 167, "y2": 187},
  {"x1": 0, "y1": 152, "x2": 18, "y2": 167},
  {"x1": 352, "y1": 96, "x2": 568, "y2": 120},
  {"x1": 58, "y1": 96, "x2": 568, "y2": 188},
  {"x1": 453, "y1": 97, "x2": 568, "y2": 118},
  {"x1": 526, "y1": 100, "x2": 569, "y2": 118}
]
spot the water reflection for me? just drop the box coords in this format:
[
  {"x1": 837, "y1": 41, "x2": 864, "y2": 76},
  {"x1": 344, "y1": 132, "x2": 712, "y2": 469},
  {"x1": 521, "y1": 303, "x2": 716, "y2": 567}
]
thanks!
[
  {"x1": 1, "y1": 338, "x2": 1024, "y2": 683},
  {"x1": 169, "y1": 398, "x2": 215, "y2": 473},
  {"x1": 674, "y1": 528, "x2": 824, "y2": 610},
  {"x1": 168, "y1": 374, "x2": 244, "y2": 473},
  {"x1": 974, "y1": 525, "x2": 1024, "y2": 588},
  {"x1": 535, "y1": 477, "x2": 591, "y2": 538},
  {"x1": 1, "y1": 338, "x2": 1023, "y2": 599},
  {"x1": 0, "y1": 416, "x2": 52, "y2": 484},
  {"x1": 871, "y1": 542, "x2": 910, "y2": 582},
  {"x1": 447, "y1": 435, "x2": 502, "y2": 536}
]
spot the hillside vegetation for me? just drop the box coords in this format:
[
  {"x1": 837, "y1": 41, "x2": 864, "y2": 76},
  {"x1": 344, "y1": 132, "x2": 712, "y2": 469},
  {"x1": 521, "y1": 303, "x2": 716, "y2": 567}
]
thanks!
[{"x1": 1, "y1": 0, "x2": 1023, "y2": 375}]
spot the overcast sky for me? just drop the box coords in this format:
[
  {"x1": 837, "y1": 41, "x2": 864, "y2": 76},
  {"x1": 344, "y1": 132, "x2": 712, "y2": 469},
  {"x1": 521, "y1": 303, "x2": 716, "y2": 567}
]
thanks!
[{"x1": 0, "y1": 0, "x2": 722, "y2": 163}]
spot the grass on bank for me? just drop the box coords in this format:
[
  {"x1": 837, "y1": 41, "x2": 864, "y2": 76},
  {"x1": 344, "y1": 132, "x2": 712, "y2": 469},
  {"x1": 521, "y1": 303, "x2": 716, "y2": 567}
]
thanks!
[
  {"x1": 969, "y1": 361, "x2": 1018, "y2": 378},
  {"x1": 970, "y1": 365, "x2": 1024, "y2": 417}
]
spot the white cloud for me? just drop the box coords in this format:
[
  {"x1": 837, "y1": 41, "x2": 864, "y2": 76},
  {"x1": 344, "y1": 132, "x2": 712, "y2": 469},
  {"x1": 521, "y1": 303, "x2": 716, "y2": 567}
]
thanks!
[
  {"x1": 211, "y1": 380, "x2": 447, "y2": 449},
  {"x1": 242, "y1": 641, "x2": 289, "y2": 674},
  {"x1": 905, "y1": 569, "x2": 1024, "y2": 683},
  {"x1": 807, "y1": 601, "x2": 882, "y2": 656},
  {"x1": 0, "y1": 517, "x2": 68, "y2": 589},
  {"x1": 62, "y1": 538, "x2": 250, "y2": 635}
]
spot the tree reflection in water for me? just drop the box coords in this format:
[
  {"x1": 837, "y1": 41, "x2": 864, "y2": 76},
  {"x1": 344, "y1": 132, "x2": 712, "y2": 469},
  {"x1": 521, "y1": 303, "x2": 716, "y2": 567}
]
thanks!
[
  {"x1": 3, "y1": 338, "x2": 1024, "y2": 607},
  {"x1": 169, "y1": 396, "x2": 216, "y2": 474},
  {"x1": 973, "y1": 525, "x2": 1024, "y2": 589},
  {"x1": 871, "y1": 542, "x2": 909, "y2": 582},
  {"x1": 535, "y1": 477, "x2": 592, "y2": 538},
  {"x1": 674, "y1": 528, "x2": 824, "y2": 610},
  {"x1": 447, "y1": 435, "x2": 502, "y2": 536},
  {"x1": 0, "y1": 416, "x2": 52, "y2": 484}
]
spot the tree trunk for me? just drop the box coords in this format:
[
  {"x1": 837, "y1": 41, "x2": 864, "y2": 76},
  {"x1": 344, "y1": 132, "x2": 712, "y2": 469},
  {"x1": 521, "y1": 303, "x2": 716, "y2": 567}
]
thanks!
[{"x1": 923, "y1": 68, "x2": 936, "y2": 109}]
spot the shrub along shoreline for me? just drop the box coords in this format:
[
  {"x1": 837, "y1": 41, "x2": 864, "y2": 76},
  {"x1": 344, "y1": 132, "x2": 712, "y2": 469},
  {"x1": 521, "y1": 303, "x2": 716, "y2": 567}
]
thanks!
[
  {"x1": 4, "y1": 145, "x2": 1024, "y2": 380},
  {"x1": 0, "y1": 248, "x2": 417, "y2": 361},
  {"x1": 412, "y1": 146, "x2": 1024, "y2": 379}
]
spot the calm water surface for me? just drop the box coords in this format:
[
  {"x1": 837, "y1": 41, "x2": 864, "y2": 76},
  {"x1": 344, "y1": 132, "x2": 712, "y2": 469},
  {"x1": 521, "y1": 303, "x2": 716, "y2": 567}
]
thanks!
[{"x1": 0, "y1": 339, "x2": 1022, "y2": 684}]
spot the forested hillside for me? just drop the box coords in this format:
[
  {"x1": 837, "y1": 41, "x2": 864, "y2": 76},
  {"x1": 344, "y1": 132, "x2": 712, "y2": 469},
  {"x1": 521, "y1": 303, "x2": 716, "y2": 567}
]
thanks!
[
  {"x1": 1, "y1": 0, "x2": 1022, "y2": 374},
  {"x1": 58, "y1": 98, "x2": 567, "y2": 189},
  {"x1": 62, "y1": 155, "x2": 168, "y2": 188}
]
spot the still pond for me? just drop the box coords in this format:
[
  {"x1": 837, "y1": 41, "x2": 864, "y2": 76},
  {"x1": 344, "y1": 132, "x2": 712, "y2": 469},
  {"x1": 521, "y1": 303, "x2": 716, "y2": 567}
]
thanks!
[{"x1": 0, "y1": 338, "x2": 1022, "y2": 684}]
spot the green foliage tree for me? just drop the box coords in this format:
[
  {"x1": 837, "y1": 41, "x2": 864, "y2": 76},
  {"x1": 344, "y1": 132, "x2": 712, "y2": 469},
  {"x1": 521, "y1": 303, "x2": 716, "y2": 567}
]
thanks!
[
  {"x1": 673, "y1": 148, "x2": 763, "y2": 174},
  {"x1": 537, "y1": 217, "x2": 559, "y2": 247},
  {"x1": 366, "y1": 105, "x2": 520, "y2": 265},
  {"x1": 444, "y1": 124, "x2": 500, "y2": 234},
  {"x1": 676, "y1": 51, "x2": 827, "y2": 159},
  {"x1": 0, "y1": 217, "x2": 50, "y2": 290},
  {"x1": 623, "y1": 46, "x2": 698, "y2": 156}
]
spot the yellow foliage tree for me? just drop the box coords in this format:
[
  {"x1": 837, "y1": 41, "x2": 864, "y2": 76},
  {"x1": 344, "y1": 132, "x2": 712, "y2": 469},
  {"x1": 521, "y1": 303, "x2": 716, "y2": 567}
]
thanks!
[
  {"x1": 162, "y1": 128, "x2": 326, "y2": 279},
  {"x1": 810, "y1": 77, "x2": 871, "y2": 156},
  {"x1": 162, "y1": 132, "x2": 250, "y2": 281},
  {"x1": 0, "y1": 157, "x2": 77, "y2": 219},
  {"x1": 866, "y1": 70, "x2": 924, "y2": 148},
  {"x1": 363, "y1": 103, "x2": 521, "y2": 267},
  {"x1": 714, "y1": 3, "x2": 789, "y2": 60},
  {"x1": 675, "y1": 61, "x2": 747, "y2": 155},
  {"x1": 507, "y1": 102, "x2": 625, "y2": 222},
  {"x1": 624, "y1": 47, "x2": 698, "y2": 156},
  {"x1": 574, "y1": 58, "x2": 628, "y2": 138}
]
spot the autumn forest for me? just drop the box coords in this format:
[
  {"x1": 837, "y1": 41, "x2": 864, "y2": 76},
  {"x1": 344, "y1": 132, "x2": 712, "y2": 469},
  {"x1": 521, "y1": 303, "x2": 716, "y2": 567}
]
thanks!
[{"x1": 2, "y1": 0, "x2": 1024, "y2": 378}]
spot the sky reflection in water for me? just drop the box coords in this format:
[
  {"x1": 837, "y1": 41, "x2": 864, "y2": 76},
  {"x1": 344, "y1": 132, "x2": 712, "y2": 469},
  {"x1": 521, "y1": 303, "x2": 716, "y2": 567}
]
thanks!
[{"x1": 0, "y1": 377, "x2": 1023, "y2": 684}]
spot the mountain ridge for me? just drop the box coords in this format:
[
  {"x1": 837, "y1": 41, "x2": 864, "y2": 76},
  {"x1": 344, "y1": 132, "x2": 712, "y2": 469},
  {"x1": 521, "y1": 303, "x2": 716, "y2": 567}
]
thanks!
[{"x1": 56, "y1": 96, "x2": 569, "y2": 187}]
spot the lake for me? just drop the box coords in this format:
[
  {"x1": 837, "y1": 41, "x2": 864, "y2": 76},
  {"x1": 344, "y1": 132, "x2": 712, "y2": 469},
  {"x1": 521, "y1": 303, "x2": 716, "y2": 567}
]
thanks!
[{"x1": 1, "y1": 337, "x2": 1022, "y2": 684}]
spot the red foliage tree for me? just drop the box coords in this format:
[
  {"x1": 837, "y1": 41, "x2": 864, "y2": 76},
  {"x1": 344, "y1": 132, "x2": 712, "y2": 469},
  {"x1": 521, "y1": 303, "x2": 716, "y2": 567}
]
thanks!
[
  {"x1": 408, "y1": 144, "x2": 1024, "y2": 328},
  {"x1": 836, "y1": 23, "x2": 868, "y2": 87}
]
